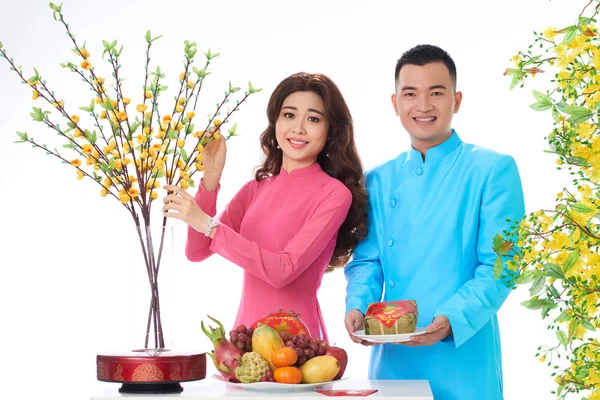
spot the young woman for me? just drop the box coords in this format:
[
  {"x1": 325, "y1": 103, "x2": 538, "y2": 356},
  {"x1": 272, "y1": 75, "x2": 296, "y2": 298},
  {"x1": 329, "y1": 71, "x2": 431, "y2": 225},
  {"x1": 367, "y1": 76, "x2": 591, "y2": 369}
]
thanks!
[{"x1": 163, "y1": 72, "x2": 367, "y2": 341}]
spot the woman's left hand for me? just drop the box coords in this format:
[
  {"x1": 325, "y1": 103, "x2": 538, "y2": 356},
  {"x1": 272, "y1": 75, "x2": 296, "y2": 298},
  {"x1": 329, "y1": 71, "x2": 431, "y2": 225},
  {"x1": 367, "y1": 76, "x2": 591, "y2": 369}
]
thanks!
[{"x1": 162, "y1": 184, "x2": 209, "y2": 233}]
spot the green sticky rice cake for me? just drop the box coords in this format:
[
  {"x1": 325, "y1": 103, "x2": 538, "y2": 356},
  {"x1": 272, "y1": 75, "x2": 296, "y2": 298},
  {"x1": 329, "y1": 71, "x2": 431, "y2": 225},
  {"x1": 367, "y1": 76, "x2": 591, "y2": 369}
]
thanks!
[{"x1": 364, "y1": 300, "x2": 418, "y2": 335}]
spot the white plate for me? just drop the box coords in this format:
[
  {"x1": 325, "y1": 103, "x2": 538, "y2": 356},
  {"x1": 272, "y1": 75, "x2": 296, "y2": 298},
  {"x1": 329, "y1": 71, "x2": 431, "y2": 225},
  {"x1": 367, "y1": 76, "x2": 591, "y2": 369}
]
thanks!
[
  {"x1": 212, "y1": 374, "x2": 349, "y2": 391},
  {"x1": 352, "y1": 327, "x2": 427, "y2": 343}
]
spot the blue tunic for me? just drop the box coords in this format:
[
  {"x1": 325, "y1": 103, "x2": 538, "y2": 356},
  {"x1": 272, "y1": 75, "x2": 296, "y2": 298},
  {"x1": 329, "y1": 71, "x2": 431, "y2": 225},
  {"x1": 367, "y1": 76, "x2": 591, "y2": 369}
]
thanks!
[{"x1": 345, "y1": 131, "x2": 525, "y2": 400}]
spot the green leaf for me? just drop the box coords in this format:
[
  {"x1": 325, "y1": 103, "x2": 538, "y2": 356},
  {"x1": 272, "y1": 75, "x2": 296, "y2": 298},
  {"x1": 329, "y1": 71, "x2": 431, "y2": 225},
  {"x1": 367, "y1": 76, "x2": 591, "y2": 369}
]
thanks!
[
  {"x1": 562, "y1": 26, "x2": 577, "y2": 44},
  {"x1": 248, "y1": 80, "x2": 262, "y2": 94},
  {"x1": 85, "y1": 129, "x2": 97, "y2": 144},
  {"x1": 543, "y1": 264, "x2": 564, "y2": 279},
  {"x1": 521, "y1": 298, "x2": 554, "y2": 310},
  {"x1": 188, "y1": 179, "x2": 195, "y2": 188},
  {"x1": 145, "y1": 30, "x2": 151, "y2": 44},
  {"x1": 581, "y1": 319, "x2": 596, "y2": 331},
  {"x1": 569, "y1": 111, "x2": 594, "y2": 124},
  {"x1": 493, "y1": 256, "x2": 504, "y2": 279},
  {"x1": 228, "y1": 123, "x2": 238, "y2": 136},
  {"x1": 551, "y1": 106, "x2": 561, "y2": 122},
  {"x1": 563, "y1": 248, "x2": 580, "y2": 273},
  {"x1": 180, "y1": 148, "x2": 188, "y2": 163},
  {"x1": 556, "y1": 330, "x2": 568, "y2": 347},
  {"x1": 62, "y1": 143, "x2": 75, "y2": 149},
  {"x1": 566, "y1": 156, "x2": 588, "y2": 167},
  {"x1": 151, "y1": 34, "x2": 163, "y2": 43},
  {"x1": 563, "y1": 105, "x2": 588, "y2": 115},
  {"x1": 530, "y1": 276, "x2": 545, "y2": 296},
  {"x1": 510, "y1": 72, "x2": 521, "y2": 90},
  {"x1": 514, "y1": 270, "x2": 536, "y2": 285},
  {"x1": 529, "y1": 102, "x2": 552, "y2": 111},
  {"x1": 532, "y1": 89, "x2": 552, "y2": 105},
  {"x1": 16, "y1": 131, "x2": 28, "y2": 141},
  {"x1": 571, "y1": 202, "x2": 594, "y2": 214},
  {"x1": 30, "y1": 107, "x2": 43, "y2": 122},
  {"x1": 130, "y1": 121, "x2": 140, "y2": 133}
]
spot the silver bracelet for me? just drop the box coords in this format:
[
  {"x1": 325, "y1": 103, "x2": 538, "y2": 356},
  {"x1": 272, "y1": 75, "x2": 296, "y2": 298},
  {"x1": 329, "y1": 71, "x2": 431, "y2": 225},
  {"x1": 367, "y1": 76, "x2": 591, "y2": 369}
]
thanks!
[{"x1": 205, "y1": 217, "x2": 220, "y2": 237}]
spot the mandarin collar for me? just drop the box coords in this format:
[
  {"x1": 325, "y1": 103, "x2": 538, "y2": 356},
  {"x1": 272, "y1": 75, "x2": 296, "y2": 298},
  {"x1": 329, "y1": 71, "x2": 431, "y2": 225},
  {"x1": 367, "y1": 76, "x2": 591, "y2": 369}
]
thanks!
[
  {"x1": 279, "y1": 162, "x2": 323, "y2": 177},
  {"x1": 407, "y1": 129, "x2": 462, "y2": 165}
]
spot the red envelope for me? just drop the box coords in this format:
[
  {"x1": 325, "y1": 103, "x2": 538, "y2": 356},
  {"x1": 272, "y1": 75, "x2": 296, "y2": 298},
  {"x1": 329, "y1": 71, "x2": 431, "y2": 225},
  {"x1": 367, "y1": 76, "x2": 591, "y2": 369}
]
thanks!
[{"x1": 315, "y1": 389, "x2": 378, "y2": 397}]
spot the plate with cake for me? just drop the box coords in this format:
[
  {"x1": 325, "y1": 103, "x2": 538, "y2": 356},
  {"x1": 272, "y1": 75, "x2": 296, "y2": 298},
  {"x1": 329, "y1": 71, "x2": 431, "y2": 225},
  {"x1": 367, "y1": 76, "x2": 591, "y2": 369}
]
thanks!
[{"x1": 352, "y1": 300, "x2": 427, "y2": 343}]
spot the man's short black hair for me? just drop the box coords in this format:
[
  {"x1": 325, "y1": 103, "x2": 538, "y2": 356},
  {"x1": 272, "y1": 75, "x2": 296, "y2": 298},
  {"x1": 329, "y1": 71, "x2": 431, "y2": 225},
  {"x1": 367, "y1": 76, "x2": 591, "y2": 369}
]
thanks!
[{"x1": 394, "y1": 44, "x2": 457, "y2": 89}]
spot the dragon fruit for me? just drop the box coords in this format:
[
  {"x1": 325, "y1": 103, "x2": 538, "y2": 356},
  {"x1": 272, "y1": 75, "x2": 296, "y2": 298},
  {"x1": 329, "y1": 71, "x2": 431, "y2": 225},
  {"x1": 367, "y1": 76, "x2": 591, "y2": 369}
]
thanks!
[{"x1": 201, "y1": 315, "x2": 243, "y2": 382}]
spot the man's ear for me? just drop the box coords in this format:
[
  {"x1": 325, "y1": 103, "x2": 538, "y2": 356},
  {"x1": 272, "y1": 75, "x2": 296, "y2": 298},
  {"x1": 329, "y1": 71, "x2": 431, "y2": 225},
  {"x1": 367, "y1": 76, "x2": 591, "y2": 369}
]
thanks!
[{"x1": 391, "y1": 93, "x2": 400, "y2": 116}]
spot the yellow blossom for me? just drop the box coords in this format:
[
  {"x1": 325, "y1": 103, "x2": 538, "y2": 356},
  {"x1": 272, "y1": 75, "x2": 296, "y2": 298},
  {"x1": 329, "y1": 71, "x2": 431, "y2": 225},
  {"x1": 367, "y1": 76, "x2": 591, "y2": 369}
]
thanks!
[
  {"x1": 136, "y1": 104, "x2": 147, "y2": 113},
  {"x1": 71, "y1": 159, "x2": 82, "y2": 167},
  {"x1": 193, "y1": 131, "x2": 204, "y2": 139},
  {"x1": 176, "y1": 105, "x2": 183, "y2": 113},
  {"x1": 116, "y1": 111, "x2": 127, "y2": 121},
  {"x1": 119, "y1": 191, "x2": 130, "y2": 204},
  {"x1": 122, "y1": 144, "x2": 130, "y2": 153},
  {"x1": 103, "y1": 177, "x2": 112, "y2": 187},
  {"x1": 73, "y1": 129, "x2": 83, "y2": 138},
  {"x1": 32, "y1": 90, "x2": 39, "y2": 100},
  {"x1": 539, "y1": 355, "x2": 546, "y2": 362},
  {"x1": 179, "y1": 72, "x2": 186, "y2": 80},
  {"x1": 177, "y1": 159, "x2": 186, "y2": 170},
  {"x1": 180, "y1": 180, "x2": 189, "y2": 189},
  {"x1": 213, "y1": 119, "x2": 222, "y2": 126},
  {"x1": 71, "y1": 115, "x2": 80, "y2": 124},
  {"x1": 137, "y1": 134, "x2": 147, "y2": 145},
  {"x1": 145, "y1": 91, "x2": 153, "y2": 99},
  {"x1": 114, "y1": 160, "x2": 123, "y2": 170},
  {"x1": 144, "y1": 127, "x2": 152, "y2": 135},
  {"x1": 195, "y1": 162, "x2": 204, "y2": 171},
  {"x1": 162, "y1": 115, "x2": 172, "y2": 124},
  {"x1": 187, "y1": 80, "x2": 194, "y2": 89},
  {"x1": 76, "y1": 170, "x2": 84, "y2": 180},
  {"x1": 543, "y1": 27, "x2": 556, "y2": 40},
  {"x1": 214, "y1": 133, "x2": 221, "y2": 140},
  {"x1": 151, "y1": 191, "x2": 159, "y2": 200},
  {"x1": 81, "y1": 60, "x2": 92, "y2": 70},
  {"x1": 178, "y1": 97, "x2": 186, "y2": 105},
  {"x1": 94, "y1": 77, "x2": 105, "y2": 86},
  {"x1": 122, "y1": 158, "x2": 131, "y2": 166},
  {"x1": 122, "y1": 97, "x2": 131, "y2": 105},
  {"x1": 99, "y1": 111, "x2": 107, "y2": 120},
  {"x1": 100, "y1": 187, "x2": 108, "y2": 197},
  {"x1": 79, "y1": 48, "x2": 90, "y2": 59},
  {"x1": 176, "y1": 122, "x2": 183, "y2": 131},
  {"x1": 177, "y1": 139, "x2": 185, "y2": 148},
  {"x1": 186, "y1": 111, "x2": 195, "y2": 119},
  {"x1": 82, "y1": 144, "x2": 94, "y2": 155}
]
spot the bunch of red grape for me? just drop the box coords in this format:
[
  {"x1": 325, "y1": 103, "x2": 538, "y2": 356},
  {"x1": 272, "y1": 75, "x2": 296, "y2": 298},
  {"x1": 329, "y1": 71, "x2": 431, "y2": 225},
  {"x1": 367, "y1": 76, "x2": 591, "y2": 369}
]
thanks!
[
  {"x1": 280, "y1": 332, "x2": 328, "y2": 366},
  {"x1": 229, "y1": 325, "x2": 253, "y2": 353},
  {"x1": 259, "y1": 369, "x2": 275, "y2": 382}
]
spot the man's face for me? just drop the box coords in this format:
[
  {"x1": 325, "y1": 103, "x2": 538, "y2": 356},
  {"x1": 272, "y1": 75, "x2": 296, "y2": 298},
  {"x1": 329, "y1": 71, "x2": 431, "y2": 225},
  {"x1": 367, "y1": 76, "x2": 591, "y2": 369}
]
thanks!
[{"x1": 391, "y1": 62, "x2": 462, "y2": 152}]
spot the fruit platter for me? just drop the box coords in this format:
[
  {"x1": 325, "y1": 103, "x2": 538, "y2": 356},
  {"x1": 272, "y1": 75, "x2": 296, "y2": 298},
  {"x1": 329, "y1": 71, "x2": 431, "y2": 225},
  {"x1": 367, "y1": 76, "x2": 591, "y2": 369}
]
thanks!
[{"x1": 202, "y1": 310, "x2": 348, "y2": 391}]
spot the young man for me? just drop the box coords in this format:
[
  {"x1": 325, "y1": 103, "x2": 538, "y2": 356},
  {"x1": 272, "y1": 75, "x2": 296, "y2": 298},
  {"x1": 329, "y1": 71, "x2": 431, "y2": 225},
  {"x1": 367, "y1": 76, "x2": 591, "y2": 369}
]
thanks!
[{"x1": 344, "y1": 45, "x2": 525, "y2": 400}]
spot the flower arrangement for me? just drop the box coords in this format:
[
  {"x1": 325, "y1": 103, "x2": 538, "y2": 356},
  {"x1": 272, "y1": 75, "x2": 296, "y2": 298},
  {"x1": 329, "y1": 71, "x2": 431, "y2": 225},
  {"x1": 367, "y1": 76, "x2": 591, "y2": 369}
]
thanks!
[
  {"x1": 0, "y1": 2, "x2": 260, "y2": 350},
  {"x1": 493, "y1": 1, "x2": 600, "y2": 398}
]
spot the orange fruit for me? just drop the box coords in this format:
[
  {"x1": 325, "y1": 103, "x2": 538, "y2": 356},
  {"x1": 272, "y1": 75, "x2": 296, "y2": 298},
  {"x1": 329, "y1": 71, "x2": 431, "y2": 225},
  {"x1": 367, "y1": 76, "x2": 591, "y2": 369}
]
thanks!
[
  {"x1": 271, "y1": 347, "x2": 298, "y2": 368},
  {"x1": 273, "y1": 366, "x2": 302, "y2": 384}
]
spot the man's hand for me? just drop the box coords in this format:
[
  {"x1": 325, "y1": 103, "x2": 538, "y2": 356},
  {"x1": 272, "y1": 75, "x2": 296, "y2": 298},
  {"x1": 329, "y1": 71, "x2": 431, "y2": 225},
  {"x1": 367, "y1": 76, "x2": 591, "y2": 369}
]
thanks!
[
  {"x1": 345, "y1": 309, "x2": 372, "y2": 345},
  {"x1": 399, "y1": 315, "x2": 452, "y2": 347}
]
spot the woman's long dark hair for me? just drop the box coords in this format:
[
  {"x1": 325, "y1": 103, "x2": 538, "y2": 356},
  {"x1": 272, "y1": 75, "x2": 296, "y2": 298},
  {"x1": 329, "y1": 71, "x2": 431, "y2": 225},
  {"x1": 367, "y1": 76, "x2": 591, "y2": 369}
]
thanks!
[{"x1": 255, "y1": 72, "x2": 368, "y2": 269}]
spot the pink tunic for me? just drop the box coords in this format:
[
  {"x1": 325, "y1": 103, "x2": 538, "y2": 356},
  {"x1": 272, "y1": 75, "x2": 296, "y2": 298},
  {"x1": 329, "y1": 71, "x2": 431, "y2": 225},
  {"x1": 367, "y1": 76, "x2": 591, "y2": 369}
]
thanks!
[{"x1": 186, "y1": 163, "x2": 352, "y2": 342}]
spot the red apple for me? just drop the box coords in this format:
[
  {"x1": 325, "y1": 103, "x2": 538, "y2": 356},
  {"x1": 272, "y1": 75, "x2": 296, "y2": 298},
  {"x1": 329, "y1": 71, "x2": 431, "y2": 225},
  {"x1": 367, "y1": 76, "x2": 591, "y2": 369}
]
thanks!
[{"x1": 325, "y1": 346, "x2": 348, "y2": 380}]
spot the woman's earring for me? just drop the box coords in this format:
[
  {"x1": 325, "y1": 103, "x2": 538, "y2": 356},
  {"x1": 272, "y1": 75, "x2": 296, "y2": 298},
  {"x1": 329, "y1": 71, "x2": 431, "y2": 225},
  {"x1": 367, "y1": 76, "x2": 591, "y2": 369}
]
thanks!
[
  {"x1": 326, "y1": 153, "x2": 329, "y2": 158},
  {"x1": 276, "y1": 145, "x2": 280, "y2": 149}
]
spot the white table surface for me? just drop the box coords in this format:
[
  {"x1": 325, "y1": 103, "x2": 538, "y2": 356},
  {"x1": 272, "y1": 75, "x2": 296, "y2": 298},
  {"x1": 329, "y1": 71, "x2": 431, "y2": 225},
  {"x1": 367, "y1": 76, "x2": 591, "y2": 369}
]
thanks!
[{"x1": 91, "y1": 379, "x2": 433, "y2": 400}]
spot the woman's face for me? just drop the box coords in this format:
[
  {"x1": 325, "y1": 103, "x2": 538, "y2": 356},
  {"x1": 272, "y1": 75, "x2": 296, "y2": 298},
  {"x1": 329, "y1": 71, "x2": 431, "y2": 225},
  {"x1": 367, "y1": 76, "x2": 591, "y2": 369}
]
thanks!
[{"x1": 275, "y1": 91, "x2": 329, "y2": 172}]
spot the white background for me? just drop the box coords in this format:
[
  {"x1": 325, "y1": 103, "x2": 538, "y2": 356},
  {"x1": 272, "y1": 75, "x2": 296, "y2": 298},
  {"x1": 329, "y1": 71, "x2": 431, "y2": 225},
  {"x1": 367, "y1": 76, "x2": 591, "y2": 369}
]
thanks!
[{"x1": 0, "y1": 0, "x2": 591, "y2": 399}]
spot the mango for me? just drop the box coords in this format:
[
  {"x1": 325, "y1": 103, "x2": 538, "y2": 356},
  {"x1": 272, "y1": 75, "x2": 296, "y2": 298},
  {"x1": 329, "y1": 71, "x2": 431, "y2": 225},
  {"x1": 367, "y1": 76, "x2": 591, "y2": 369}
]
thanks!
[
  {"x1": 299, "y1": 355, "x2": 340, "y2": 384},
  {"x1": 251, "y1": 324, "x2": 285, "y2": 370}
]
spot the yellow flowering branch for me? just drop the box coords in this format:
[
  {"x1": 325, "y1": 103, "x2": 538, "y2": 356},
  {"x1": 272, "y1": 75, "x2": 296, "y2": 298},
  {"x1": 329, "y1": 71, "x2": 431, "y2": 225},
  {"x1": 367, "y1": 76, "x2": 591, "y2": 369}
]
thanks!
[{"x1": 1, "y1": 3, "x2": 261, "y2": 350}]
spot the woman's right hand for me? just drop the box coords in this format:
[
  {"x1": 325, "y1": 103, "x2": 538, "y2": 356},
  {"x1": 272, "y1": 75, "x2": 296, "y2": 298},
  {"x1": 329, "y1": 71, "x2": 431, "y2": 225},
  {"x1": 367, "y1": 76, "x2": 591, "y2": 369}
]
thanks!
[{"x1": 202, "y1": 127, "x2": 226, "y2": 192}]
